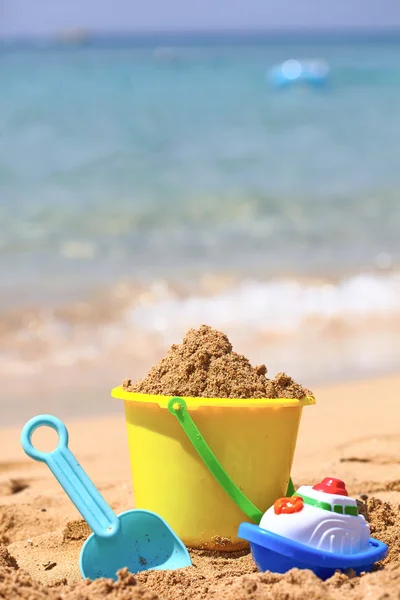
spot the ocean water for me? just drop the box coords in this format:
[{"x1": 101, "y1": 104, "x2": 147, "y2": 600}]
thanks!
[{"x1": 1, "y1": 36, "x2": 400, "y2": 417}]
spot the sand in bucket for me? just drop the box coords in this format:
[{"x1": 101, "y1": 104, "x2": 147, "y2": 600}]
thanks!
[{"x1": 112, "y1": 326, "x2": 315, "y2": 551}]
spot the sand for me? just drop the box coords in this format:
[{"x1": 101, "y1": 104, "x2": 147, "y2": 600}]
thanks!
[
  {"x1": 124, "y1": 325, "x2": 312, "y2": 399},
  {"x1": 1, "y1": 374, "x2": 400, "y2": 599}
]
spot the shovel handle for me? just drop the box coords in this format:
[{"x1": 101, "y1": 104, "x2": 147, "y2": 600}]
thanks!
[{"x1": 21, "y1": 415, "x2": 120, "y2": 538}]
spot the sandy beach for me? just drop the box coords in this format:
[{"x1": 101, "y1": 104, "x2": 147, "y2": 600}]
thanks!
[
  {"x1": 2, "y1": 27, "x2": 400, "y2": 600},
  {"x1": 1, "y1": 374, "x2": 399, "y2": 599}
]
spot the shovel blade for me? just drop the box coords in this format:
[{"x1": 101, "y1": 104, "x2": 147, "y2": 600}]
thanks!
[{"x1": 80, "y1": 509, "x2": 192, "y2": 580}]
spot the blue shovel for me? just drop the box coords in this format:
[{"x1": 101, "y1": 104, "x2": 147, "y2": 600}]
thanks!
[{"x1": 21, "y1": 415, "x2": 191, "y2": 580}]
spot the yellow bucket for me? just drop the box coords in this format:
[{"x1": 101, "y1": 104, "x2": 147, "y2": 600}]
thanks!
[{"x1": 112, "y1": 387, "x2": 315, "y2": 551}]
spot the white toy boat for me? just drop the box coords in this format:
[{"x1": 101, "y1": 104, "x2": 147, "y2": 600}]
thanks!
[{"x1": 239, "y1": 477, "x2": 388, "y2": 579}]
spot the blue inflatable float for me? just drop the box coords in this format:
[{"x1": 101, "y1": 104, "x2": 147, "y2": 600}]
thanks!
[{"x1": 269, "y1": 59, "x2": 330, "y2": 89}]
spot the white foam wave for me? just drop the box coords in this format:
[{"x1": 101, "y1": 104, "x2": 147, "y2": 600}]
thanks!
[
  {"x1": 1, "y1": 272, "x2": 400, "y2": 384},
  {"x1": 126, "y1": 273, "x2": 400, "y2": 335}
]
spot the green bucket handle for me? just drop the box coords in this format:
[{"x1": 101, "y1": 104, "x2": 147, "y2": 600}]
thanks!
[{"x1": 168, "y1": 397, "x2": 295, "y2": 524}]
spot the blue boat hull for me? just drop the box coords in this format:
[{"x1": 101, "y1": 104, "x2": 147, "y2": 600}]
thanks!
[{"x1": 238, "y1": 523, "x2": 388, "y2": 580}]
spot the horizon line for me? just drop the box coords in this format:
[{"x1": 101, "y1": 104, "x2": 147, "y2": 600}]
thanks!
[{"x1": 3, "y1": 25, "x2": 400, "y2": 40}]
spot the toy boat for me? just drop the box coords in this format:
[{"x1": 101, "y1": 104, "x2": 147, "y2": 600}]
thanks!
[{"x1": 238, "y1": 477, "x2": 388, "y2": 580}]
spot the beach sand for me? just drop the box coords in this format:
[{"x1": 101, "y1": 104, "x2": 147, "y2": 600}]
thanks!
[{"x1": 1, "y1": 374, "x2": 400, "y2": 598}]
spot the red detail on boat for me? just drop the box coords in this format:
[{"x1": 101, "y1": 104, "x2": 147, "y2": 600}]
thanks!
[
  {"x1": 274, "y1": 496, "x2": 304, "y2": 515},
  {"x1": 312, "y1": 477, "x2": 348, "y2": 496}
]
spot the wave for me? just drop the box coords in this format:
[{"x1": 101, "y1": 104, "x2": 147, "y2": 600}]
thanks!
[
  {"x1": 126, "y1": 272, "x2": 400, "y2": 335},
  {"x1": 1, "y1": 272, "x2": 399, "y2": 384}
]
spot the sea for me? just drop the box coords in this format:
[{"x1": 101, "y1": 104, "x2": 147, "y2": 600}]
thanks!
[{"x1": 1, "y1": 33, "x2": 400, "y2": 423}]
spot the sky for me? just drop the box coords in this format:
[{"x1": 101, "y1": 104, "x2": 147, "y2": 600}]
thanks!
[{"x1": 2, "y1": 0, "x2": 400, "y2": 37}]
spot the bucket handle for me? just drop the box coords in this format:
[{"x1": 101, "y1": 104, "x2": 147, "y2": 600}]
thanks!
[{"x1": 168, "y1": 397, "x2": 295, "y2": 524}]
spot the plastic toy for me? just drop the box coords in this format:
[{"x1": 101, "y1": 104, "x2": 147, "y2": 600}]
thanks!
[
  {"x1": 111, "y1": 387, "x2": 315, "y2": 549},
  {"x1": 238, "y1": 477, "x2": 388, "y2": 580},
  {"x1": 268, "y1": 59, "x2": 330, "y2": 89},
  {"x1": 21, "y1": 415, "x2": 192, "y2": 580}
]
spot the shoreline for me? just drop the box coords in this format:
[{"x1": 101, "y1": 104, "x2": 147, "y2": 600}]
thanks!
[
  {"x1": 1, "y1": 272, "x2": 399, "y2": 415},
  {"x1": 1, "y1": 367, "x2": 400, "y2": 428}
]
